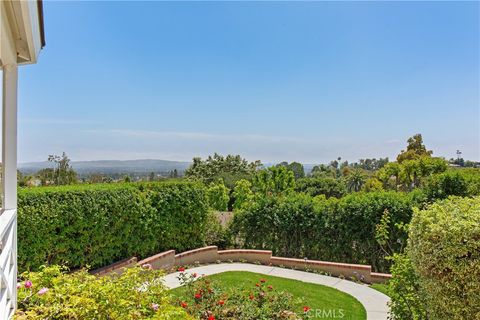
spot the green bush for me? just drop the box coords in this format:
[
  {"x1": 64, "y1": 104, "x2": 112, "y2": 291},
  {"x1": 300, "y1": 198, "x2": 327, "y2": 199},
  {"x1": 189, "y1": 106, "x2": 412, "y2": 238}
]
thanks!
[
  {"x1": 387, "y1": 254, "x2": 427, "y2": 320},
  {"x1": 423, "y1": 168, "x2": 480, "y2": 201},
  {"x1": 16, "y1": 265, "x2": 191, "y2": 319},
  {"x1": 18, "y1": 181, "x2": 209, "y2": 271},
  {"x1": 407, "y1": 196, "x2": 480, "y2": 319},
  {"x1": 206, "y1": 181, "x2": 230, "y2": 211},
  {"x1": 174, "y1": 272, "x2": 305, "y2": 320},
  {"x1": 230, "y1": 191, "x2": 413, "y2": 272},
  {"x1": 295, "y1": 177, "x2": 346, "y2": 198}
]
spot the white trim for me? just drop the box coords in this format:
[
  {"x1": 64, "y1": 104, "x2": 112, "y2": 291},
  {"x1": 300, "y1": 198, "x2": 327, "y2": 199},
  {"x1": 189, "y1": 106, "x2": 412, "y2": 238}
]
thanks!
[{"x1": 2, "y1": 63, "x2": 18, "y2": 210}]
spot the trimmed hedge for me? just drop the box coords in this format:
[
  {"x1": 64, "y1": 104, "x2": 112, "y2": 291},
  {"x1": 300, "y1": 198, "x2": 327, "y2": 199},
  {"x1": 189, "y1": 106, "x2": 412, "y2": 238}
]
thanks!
[
  {"x1": 407, "y1": 196, "x2": 480, "y2": 319},
  {"x1": 230, "y1": 191, "x2": 414, "y2": 272},
  {"x1": 18, "y1": 181, "x2": 209, "y2": 271}
]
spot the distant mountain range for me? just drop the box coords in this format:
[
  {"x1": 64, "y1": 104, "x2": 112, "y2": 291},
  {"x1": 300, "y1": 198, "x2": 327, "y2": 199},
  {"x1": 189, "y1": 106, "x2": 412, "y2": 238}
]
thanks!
[{"x1": 19, "y1": 159, "x2": 191, "y2": 176}]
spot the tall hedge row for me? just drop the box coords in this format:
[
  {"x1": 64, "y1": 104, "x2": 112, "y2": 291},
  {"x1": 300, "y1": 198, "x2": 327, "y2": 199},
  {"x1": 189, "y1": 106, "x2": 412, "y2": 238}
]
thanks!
[
  {"x1": 230, "y1": 191, "x2": 414, "y2": 272},
  {"x1": 408, "y1": 196, "x2": 480, "y2": 319},
  {"x1": 18, "y1": 181, "x2": 209, "y2": 271}
]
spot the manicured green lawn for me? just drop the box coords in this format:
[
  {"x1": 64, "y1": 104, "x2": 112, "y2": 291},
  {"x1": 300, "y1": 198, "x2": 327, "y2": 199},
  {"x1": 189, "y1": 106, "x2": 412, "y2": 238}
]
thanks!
[{"x1": 170, "y1": 271, "x2": 366, "y2": 319}]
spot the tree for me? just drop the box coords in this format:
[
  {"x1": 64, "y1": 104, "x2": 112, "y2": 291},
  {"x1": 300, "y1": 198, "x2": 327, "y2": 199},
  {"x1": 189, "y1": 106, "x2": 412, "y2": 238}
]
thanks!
[
  {"x1": 253, "y1": 166, "x2": 295, "y2": 196},
  {"x1": 232, "y1": 179, "x2": 254, "y2": 210},
  {"x1": 397, "y1": 134, "x2": 433, "y2": 163},
  {"x1": 345, "y1": 168, "x2": 366, "y2": 192},
  {"x1": 295, "y1": 177, "x2": 346, "y2": 198},
  {"x1": 185, "y1": 153, "x2": 261, "y2": 187},
  {"x1": 310, "y1": 164, "x2": 336, "y2": 178},
  {"x1": 276, "y1": 161, "x2": 305, "y2": 179},
  {"x1": 206, "y1": 180, "x2": 230, "y2": 211},
  {"x1": 45, "y1": 152, "x2": 77, "y2": 185}
]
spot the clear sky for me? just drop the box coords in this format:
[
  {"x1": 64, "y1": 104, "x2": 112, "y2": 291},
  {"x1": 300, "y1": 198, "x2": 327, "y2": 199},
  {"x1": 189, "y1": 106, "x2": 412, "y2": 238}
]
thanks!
[{"x1": 12, "y1": 1, "x2": 480, "y2": 163}]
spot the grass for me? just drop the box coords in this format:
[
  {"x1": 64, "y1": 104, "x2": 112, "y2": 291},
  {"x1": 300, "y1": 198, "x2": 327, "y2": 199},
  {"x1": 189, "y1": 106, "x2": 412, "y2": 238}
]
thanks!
[
  {"x1": 170, "y1": 271, "x2": 366, "y2": 319},
  {"x1": 370, "y1": 283, "x2": 391, "y2": 297}
]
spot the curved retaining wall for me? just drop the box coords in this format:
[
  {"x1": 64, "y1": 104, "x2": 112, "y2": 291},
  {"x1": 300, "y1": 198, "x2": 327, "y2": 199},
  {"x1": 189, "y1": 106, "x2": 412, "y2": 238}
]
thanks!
[{"x1": 94, "y1": 246, "x2": 391, "y2": 284}]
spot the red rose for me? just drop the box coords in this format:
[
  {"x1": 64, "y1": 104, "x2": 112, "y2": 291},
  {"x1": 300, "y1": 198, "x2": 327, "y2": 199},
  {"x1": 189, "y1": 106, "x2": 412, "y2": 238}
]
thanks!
[
  {"x1": 208, "y1": 316, "x2": 215, "y2": 320},
  {"x1": 181, "y1": 302, "x2": 188, "y2": 308},
  {"x1": 303, "y1": 306, "x2": 310, "y2": 313},
  {"x1": 249, "y1": 294, "x2": 254, "y2": 300},
  {"x1": 260, "y1": 278, "x2": 266, "y2": 283},
  {"x1": 255, "y1": 283, "x2": 260, "y2": 287},
  {"x1": 218, "y1": 300, "x2": 225, "y2": 305},
  {"x1": 268, "y1": 285, "x2": 273, "y2": 290},
  {"x1": 194, "y1": 293, "x2": 201, "y2": 299},
  {"x1": 193, "y1": 273, "x2": 197, "y2": 278},
  {"x1": 178, "y1": 267, "x2": 185, "y2": 272}
]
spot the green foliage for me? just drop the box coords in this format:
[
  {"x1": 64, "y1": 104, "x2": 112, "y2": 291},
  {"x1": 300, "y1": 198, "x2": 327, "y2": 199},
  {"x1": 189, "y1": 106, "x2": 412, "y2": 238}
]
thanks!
[
  {"x1": 345, "y1": 168, "x2": 366, "y2": 192},
  {"x1": 423, "y1": 168, "x2": 480, "y2": 201},
  {"x1": 206, "y1": 181, "x2": 230, "y2": 211},
  {"x1": 362, "y1": 178, "x2": 384, "y2": 192},
  {"x1": 18, "y1": 181, "x2": 209, "y2": 271},
  {"x1": 185, "y1": 153, "x2": 261, "y2": 188},
  {"x1": 387, "y1": 253, "x2": 427, "y2": 320},
  {"x1": 203, "y1": 212, "x2": 228, "y2": 249},
  {"x1": 407, "y1": 197, "x2": 480, "y2": 320},
  {"x1": 230, "y1": 191, "x2": 413, "y2": 272},
  {"x1": 174, "y1": 272, "x2": 307, "y2": 320},
  {"x1": 232, "y1": 179, "x2": 254, "y2": 210},
  {"x1": 45, "y1": 152, "x2": 78, "y2": 185},
  {"x1": 16, "y1": 265, "x2": 191, "y2": 320},
  {"x1": 295, "y1": 177, "x2": 346, "y2": 198},
  {"x1": 277, "y1": 162, "x2": 305, "y2": 179},
  {"x1": 396, "y1": 134, "x2": 433, "y2": 163},
  {"x1": 253, "y1": 166, "x2": 295, "y2": 196}
]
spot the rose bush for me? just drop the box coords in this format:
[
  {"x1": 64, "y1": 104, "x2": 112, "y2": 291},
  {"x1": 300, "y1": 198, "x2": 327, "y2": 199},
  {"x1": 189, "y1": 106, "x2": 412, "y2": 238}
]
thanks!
[{"x1": 174, "y1": 270, "x2": 310, "y2": 320}]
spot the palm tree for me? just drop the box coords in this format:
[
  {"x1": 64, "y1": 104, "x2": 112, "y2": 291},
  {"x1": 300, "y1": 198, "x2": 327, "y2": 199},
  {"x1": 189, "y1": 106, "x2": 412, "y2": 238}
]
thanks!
[{"x1": 346, "y1": 168, "x2": 366, "y2": 192}]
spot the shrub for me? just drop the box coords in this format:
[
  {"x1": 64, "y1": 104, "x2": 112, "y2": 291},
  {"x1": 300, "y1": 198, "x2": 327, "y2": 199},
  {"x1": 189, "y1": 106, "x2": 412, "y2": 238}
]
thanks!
[
  {"x1": 407, "y1": 196, "x2": 480, "y2": 319},
  {"x1": 295, "y1": 177, "x2": 346, "y2": 198},
  {"x1": 206, "y1": 181, "x2": 230, "y2": 211},
  {"x1": 174, "y1": 272, "x2": 306, "y2": 319},
  {"x1": 18, "y1": 181, "x2": 209, "y2": 271},
  {"x1": 423, "y1": 170, "x2": 469, "y2": 200},
  {"x1": 387, "y1": 254, "x2": 427, "y2": 320},
  {"x1": 230, "y1": 191, "x2": 413, "y2": 272},
  {"x1": 232, "y1": 179, "x2": 254, "y2": 210},
  {"x1": 16, "y1": 265, "x2": 191, "y2": 319}
]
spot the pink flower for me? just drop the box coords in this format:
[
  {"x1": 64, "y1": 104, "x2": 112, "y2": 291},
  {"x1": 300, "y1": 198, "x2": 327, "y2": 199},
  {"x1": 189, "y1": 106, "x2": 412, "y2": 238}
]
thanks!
[
  {"x1": 24, "y1": 280, "x2": 32, "y2": 289},
  {"x1": 38, "y1": 287, "x2": 48, "y2": 295},
  {"x1": 192, "y1": 273, "x2": 198, "y2": 278},
  {"x1": 151, "y1": 303, "x2": 159, "y2": 311},
  {"x1": 142, "y1": 263, "x2": 153, "y2": 270},
  {"x1": 16, "y1": 283, "x2": 21, "y2": 289}
]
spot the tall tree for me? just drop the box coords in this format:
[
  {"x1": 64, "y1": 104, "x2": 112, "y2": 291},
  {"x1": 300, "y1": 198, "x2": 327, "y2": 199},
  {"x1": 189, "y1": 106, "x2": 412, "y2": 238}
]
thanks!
[
  {"x1": 45, "y1": 152, "x2": 77, "y2": 185},
  {"x1": 397, "y1": 134, "x2": 433, "y2": 163}
]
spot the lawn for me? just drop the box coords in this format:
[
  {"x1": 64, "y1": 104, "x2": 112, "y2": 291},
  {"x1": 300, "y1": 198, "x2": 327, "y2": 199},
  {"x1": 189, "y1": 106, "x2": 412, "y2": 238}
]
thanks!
[{"x1": 170, "y1": 271, "x2": 366, "y2": 319}]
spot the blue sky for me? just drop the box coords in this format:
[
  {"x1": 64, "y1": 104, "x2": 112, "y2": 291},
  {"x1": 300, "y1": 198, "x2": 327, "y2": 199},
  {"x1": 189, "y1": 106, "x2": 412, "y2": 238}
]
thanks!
[{"x1": 13, "y1": 1, "x2": 480, "y2": 163}]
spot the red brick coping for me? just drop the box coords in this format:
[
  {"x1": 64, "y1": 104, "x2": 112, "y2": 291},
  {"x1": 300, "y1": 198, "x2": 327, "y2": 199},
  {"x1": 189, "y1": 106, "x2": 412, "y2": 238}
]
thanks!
[{"x1": 92, "y1": 246, "x2": 391, "y2": 284}]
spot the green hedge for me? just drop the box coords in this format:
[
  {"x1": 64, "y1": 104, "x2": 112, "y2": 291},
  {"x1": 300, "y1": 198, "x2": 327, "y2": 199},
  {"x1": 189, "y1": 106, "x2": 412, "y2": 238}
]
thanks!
[
  {"x1": 230, "y1": 191, "x2": 414, "y2": 272},
  {"x1": 18, "y1": 181, "x2": 209, "y2": 271},
  {"x1": 407, "y1": 196, "x2": 480, "y2": 319}
]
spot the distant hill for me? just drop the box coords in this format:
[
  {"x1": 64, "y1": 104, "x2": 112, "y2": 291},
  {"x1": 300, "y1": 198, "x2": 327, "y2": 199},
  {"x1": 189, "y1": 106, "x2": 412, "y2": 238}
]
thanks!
[{"x1": 19, "y1": 159, "x2": 191, "y2": 177}]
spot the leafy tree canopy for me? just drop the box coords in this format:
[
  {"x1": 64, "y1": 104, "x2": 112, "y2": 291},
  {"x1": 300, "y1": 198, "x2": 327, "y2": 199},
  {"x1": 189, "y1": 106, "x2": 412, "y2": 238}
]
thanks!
[
  {"x1": 397, "y1": 134, "x2": 433, "y2": 163},
  {"x1": 185, "y1": 153, "x2": 261, "y2": 187}
]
